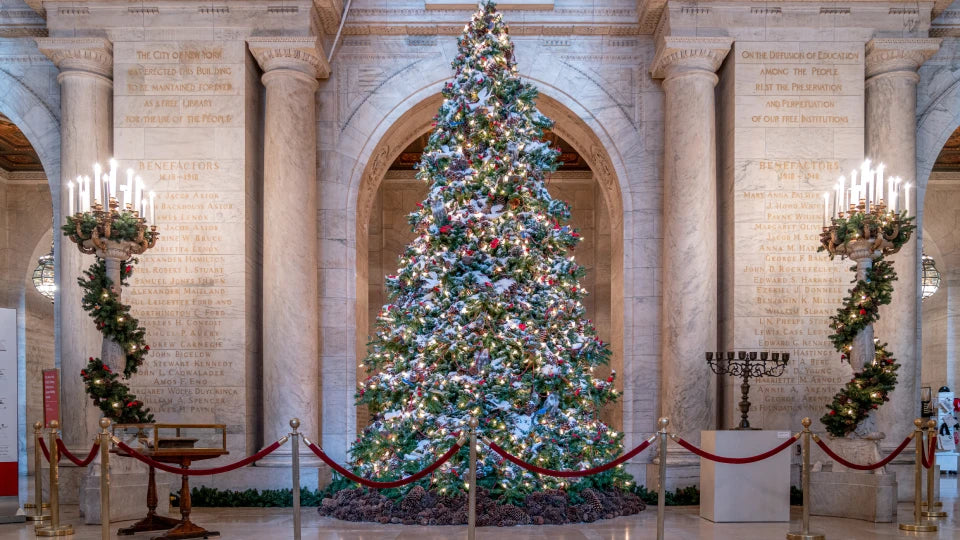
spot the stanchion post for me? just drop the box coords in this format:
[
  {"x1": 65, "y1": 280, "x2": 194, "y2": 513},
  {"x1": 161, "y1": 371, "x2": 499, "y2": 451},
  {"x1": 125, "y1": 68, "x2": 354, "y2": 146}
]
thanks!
[
  {"x1": 290, "y1": 418, "x2": 301, "y2": 540},
  {"x1": 467, "y1": 417, "x2": 478, "y2": 540},
  {"x1": 899, "y1": 418, "x2": 937, "y2": 532},
  {"x1": 99, "y1": 418, "x2": 111, "y2": 540},
  {"x1": 36, "y1": 420, "x2": 74, "y2": 536},
  {"x1": 921, "y1": 418, "x2": 946, "y2": 519},
  {"x1": 786, "y1": 418, "x2": 823, "y2": 540},
  {"x1": 26, "y1": 421, "x2": 49, "y2": 522},
  {"x1": 656, "y1": 417, "x2": 668, "y2": 540}
]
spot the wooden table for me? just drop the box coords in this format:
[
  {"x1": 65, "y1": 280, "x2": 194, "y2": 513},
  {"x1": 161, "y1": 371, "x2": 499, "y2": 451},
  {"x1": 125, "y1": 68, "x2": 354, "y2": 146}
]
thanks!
[{"x1": 115, "y1": 445, "x2": 228, "y2": 540}]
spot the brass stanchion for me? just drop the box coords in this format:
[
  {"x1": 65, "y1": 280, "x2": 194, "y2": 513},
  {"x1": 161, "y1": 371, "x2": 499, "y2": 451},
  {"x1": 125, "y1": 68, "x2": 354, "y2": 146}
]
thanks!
[
  {"x1": 899, "y1": 418, "x2": 937, "y2": 532},
  {"x1": 290, "y1": 418, "x2": 301, "y2": 540},
  {"x1": 36, "y1": 420, "x2": 74, "y2": 536},
  {"x1": 656, "y1": 417, "x2": 668, "y2": 540},
  {"x1": 921, "y1": 419, "x2": 947, "y2": 519},
  {"x1": 467, "y1": 417, "x2": 478, "y2": 540},
  {"x1": 98, "y1": 419, "x2": 111, "y2": 540},
  {"x1": 26, "y1": 422, "x2": 50, "y2": 522},
  {"x1": 786, "y1": 418, "x2": 824, "y2": 540}
]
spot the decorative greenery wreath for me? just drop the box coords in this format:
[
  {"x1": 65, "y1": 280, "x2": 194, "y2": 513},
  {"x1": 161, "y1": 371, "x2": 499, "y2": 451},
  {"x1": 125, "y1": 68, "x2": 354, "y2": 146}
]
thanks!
[
  {"x1": 63, "y1": 217, "x2": 154, "y2": 423},
  {"x1": 818, "y1": 212, "x2": 914, "y2": 437}
]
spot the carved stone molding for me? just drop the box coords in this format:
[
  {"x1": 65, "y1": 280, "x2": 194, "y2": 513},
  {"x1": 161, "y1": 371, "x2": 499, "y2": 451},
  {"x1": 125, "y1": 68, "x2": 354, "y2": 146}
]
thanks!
[
  {"x1": 313, "y1": 0, "x2": 345, "y2": 35},
  {"x1": 650, "y1": 36, "x2": 733, "y2": 80},
  {"x1": 865, "y1": 38, "x2": 942, "y2": 79},
  {"x1": 35, "y1": 37, "x2": 113, "y2": 78},
  {"x1": 247, "y1": 36, "x2": 330, "y2": 79}
]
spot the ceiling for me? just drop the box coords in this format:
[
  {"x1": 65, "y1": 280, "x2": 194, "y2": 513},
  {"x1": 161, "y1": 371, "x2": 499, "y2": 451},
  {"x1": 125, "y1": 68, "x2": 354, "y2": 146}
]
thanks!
[
  {"x1": 933, "y1": 125, "x2": 960, "y2": 172},
  {"x1": 0, "y1": 113, "x2": 43, "y2": 172},
  {"x1": 389, "y1": 128, "x2": 590, "y2": 172}
]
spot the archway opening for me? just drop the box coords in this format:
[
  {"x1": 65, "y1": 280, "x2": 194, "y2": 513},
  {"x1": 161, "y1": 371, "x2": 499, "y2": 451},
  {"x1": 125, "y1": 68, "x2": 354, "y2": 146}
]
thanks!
[
  {"x1": 0, "y1": 112, "x2": 54, "y2": 473},
  {"x1": 353, "y1": 93, "x2": 626, "y2": 435}
]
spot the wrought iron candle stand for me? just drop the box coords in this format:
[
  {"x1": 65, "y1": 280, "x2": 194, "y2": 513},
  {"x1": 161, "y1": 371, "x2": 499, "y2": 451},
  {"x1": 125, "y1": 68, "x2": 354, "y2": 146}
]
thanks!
[{"x1": 706, "y1": 351, "x2": 790, "y2": 430}]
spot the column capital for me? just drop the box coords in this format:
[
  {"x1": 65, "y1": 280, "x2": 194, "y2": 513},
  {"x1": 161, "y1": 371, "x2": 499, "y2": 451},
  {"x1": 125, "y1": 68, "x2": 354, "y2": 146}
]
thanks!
[
  {"x1": 650, "y1": 36, "x2": 733, "y2": 81},
  {"x1": 865, "y1": 38, "x2": 941, "y2": 79},
  {"x1": 35, "y1": 37, "x2": 113, "y2": 79},
  {"x1": 247, "y1": 36, "x2": 330, "y2": 80}
]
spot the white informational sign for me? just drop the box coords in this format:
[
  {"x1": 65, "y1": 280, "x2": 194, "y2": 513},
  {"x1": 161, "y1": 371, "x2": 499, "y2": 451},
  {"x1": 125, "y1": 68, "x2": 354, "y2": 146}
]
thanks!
[{"x1": 0, "y1": 308, "x2": 19, "y2": 509}]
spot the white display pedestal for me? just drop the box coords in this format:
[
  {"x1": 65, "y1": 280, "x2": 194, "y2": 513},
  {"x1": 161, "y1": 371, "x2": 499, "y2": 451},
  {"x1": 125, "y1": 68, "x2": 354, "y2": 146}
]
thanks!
[
  {"x1": 699, "y1": 430, "x2": 792, "y2": 522},
  {"x1": 937, "y1": 451, "x2": 958, "y2": 473}
]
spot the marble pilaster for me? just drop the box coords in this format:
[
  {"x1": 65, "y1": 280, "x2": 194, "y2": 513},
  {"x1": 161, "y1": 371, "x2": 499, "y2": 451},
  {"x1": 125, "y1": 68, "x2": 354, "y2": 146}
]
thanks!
[
  {"x1": 651, "y1": 36, "x2": 732, "y2": 443},
  {"x1": 865, "y1": 38, "x2": 941, "y2": 448},
  {"x1": 36, "y1": 37, "x2": 113, "y2": 447},
  {"x1": 248, "y1": 37, "x2": 328, "y2": 463}
]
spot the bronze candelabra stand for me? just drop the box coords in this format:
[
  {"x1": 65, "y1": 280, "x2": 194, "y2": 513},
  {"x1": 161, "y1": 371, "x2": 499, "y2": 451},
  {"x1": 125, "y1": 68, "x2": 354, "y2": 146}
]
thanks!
[
  {"x1": 706, "y1": 351, "x2": 790, "y2": 430},
  {"x1": 819, "y1": 200, "x2": 905, "y2": 260}
]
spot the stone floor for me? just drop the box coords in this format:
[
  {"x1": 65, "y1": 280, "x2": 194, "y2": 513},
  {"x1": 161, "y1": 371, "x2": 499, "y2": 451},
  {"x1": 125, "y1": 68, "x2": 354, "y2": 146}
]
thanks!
[{"x1": 1, "y1": 477, "x2": 958, "y2": 539}]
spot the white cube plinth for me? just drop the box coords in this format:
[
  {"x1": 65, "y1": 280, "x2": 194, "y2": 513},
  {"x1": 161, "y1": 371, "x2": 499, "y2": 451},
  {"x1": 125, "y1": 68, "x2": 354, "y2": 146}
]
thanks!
[{"x1": 699, "y1": 430, "x2": 792, "y2": 523}]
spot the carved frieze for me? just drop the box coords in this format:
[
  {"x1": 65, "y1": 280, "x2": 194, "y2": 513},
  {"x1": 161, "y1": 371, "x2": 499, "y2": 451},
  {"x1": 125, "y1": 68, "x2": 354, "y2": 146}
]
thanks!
[
  {"x1": 247, "y1": 36, "x2": 330, "y2": 78},
  {"x1": 35, "y1": 37, "x2": 113, "y2": 78},
  {"x1": 865, "y1": 38, "x2": 942, "y2": 79}
]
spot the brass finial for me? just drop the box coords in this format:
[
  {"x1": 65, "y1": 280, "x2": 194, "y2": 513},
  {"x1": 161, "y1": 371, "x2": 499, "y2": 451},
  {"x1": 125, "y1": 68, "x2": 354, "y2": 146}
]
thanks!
[
  {"x1": 50, "y1": 420, "x2": 59, "y2": 430},
  {"x1": 658, "y1": 417, "x2": 669, "y2": 430},
  {"x1": 99, "y1": 418, "x2": 112, "y2": 430},
  {"x1": 33, "y1": 421, "x2": 42, "y2": 431},
  {"x1": 927, "y1": 419, "x2": 937, "y2": 430},
  {"x1": 801, "y1": 417, "x2": 812, "y2": 428},
  {"x1": 914, "y1": 418, "x2": 923, "y2": 428},
  {"x1": 468, "y1": 417, "x2": 479, "y2": 429},
  {"x1": 289, "y1": 418, "x2": 300, "y2": 430}
]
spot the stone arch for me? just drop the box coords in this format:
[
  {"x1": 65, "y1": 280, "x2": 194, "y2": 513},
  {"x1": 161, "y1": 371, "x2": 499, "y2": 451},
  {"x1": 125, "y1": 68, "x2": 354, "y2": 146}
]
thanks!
[
  {"x1": 0, "y1": 69, "x2": 61, "y2": 197},
  {"x1": 321, "y1": 53, "x2": 657, "y2": 464}
]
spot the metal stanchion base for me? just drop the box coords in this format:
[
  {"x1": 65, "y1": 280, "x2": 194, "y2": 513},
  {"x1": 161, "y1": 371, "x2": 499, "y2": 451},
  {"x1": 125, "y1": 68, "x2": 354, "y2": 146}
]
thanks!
[
  {"x1": 921, "y1": 501, "x2": 943, "y2": 508},
  {"x1": 921, "y1": 510, "x2": 948, "y2": 518},
  {"x1": 25, "y1": 513, "x2": 50, "y2": 522},
  {"x1": 786, "y1": 532, "x2": 825, "y2": 540},
  {"x1": 898, "y1": 523, "x2": 938, "y2": 532},
  {"x1": 35, "y1": 525, "x2": 74, "y2": 536},
  {"x1": 24, "y1": 503, "x2": 50, "y2": 510}
]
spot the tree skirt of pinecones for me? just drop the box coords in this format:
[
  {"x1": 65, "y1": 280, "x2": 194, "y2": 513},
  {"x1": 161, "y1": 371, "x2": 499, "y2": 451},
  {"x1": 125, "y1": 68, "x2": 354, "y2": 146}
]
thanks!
[{"x1": 318, "y1": 486, "x2": 645, "y2": 526}]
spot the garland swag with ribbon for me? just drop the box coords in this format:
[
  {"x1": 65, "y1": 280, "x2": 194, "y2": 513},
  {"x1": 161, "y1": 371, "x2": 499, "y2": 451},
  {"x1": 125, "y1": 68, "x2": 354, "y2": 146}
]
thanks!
[
  {"x1": 818, "y1": 211, "x2": 914, "y2": 437},
  {"x1": 63, "y1": 218, "x2": 154, "y2": 423}
]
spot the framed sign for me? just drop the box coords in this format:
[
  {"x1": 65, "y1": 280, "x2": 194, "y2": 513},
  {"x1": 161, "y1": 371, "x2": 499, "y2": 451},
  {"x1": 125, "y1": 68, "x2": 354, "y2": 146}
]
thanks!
[
  {"x1": 42, "y1": 369, "x2": 59, "y2": 428},
  {"x1": 0, "y1": 308, "x2": 17, "y2": 499}
]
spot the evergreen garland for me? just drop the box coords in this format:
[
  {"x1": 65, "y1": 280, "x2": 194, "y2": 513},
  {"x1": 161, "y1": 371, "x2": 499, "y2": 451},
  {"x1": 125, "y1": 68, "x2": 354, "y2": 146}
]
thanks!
[
  {"x1": 64, "y1": 238, "x2": 154, "y2": 423},
  {"x1": 817, "y1": 211, "x2": 914, "y2": 437}
]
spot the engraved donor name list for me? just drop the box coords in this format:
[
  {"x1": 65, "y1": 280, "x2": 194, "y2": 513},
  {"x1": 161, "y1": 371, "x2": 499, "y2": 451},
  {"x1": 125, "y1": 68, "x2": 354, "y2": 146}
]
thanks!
[
  {"x1": 113, "y1": 41, "x2": 259, "y2": 455},
  {"x1": 721, "y1": 41, "x2": 865, "y2": 430}
]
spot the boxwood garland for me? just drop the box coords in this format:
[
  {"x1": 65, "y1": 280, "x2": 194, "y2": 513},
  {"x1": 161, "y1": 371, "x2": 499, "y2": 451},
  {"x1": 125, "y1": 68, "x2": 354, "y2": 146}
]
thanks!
[
  {"x1": 63, "y1": 217, "x2": 154, "y2": 423},
  {"x1": 818, "y1": 211, "x2": 914, "y2": 437}
]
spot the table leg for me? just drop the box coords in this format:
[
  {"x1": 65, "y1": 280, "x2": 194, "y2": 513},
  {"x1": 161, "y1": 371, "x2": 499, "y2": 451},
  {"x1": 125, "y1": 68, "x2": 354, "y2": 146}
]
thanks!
[
  {"x1": 118, "y1": 466, "x2": 180, "y2": 535},
  {"x1": 153, "y1": 462, "x2": 218, "y2": 540}
]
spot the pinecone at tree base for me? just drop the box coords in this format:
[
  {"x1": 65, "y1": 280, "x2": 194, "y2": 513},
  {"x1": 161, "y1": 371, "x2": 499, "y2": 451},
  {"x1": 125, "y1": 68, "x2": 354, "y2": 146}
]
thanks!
[{"x1": 317, "y1": 487, "x2": 645, "y2": 526}]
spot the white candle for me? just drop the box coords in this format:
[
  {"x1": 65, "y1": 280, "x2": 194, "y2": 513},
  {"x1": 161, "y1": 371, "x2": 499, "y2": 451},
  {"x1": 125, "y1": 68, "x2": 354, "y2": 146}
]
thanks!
[
  {"x1": 834, "y1": 184, "x2": 840, "y2": 218},
  {"x1": 892, "y1": 177, "x2": 900, "y2": 213},
  {"x1": 904, "y1": 182, "x2": 911, "y2": 216},
  {"x1": 93, "y1": 163, "x2": 101, "y2": 204},
  {"x1": 135, "y1": 176, "x2": 143, "y2": 214},
  {"x1": 149, "y1": 191, "x2": 156, "y2": 224},
  {"x1": 876, "y1": 163, "x2": 885, "y2": 204},
  {"x1": 865, "y1": 176, "x2": 871, "y2": 212},
  {"x1": 823, "y1": 192, "x2": 830, "y2": 227},
  {"x1": 839, "y1": 175, "x2": 846, "y2": 211},
  {"x1": 102, "y1": 174, "x2": 110, "y2": 205},
  {"x1": 851, "y1": 169, "x2": 859, "y2": 206},
  {"x1": 888, "y1": 175, "x2": 896, "y2": 212},
  {"x1": 108, "y1": 159, "x2": 117, "y2": 201},
  {"x1": 68, "y1": 181, "x2": 75, "y2": 216},
  {"x1": 125, "y1": 169, "x2": 134, "y2": 209}
]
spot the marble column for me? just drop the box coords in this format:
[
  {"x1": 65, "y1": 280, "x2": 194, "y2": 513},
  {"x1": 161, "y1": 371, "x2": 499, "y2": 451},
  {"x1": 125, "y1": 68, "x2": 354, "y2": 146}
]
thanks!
[
  {"x1": 651, "y1": 37, "x2": 732, "y2": 443},
  {"x1": 865, "y1": 38, "x2": 940, "y2": 447},
  {"x1": 36, "y1": 37, "x2": 113, "y2": 447},
  {"x1": 248, "y1": 38, "x2": 329, "y2": 463}
]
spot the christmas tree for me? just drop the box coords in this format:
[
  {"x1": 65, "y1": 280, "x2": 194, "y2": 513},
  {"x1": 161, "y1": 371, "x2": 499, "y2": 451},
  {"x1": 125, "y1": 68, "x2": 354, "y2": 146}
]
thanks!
[{"x1": 351, "y1": 0, "x2": 629, "y2": 502}]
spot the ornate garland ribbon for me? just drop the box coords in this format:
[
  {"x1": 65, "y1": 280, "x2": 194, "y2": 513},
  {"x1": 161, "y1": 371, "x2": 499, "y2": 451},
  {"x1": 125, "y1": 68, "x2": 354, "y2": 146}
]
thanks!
[
  {"x1": 63, "y1": 217, "x2": 154, "y2": 423},
  {"x1": 818, "y1": 211, "x2": 913, "y2": 437}
]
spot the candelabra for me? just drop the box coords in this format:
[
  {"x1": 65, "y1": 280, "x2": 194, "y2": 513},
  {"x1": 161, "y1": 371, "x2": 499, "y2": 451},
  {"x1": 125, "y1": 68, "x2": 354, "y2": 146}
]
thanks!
[
  {"x1": 706, "y1": 351, "x2": 790, "y2": 430},
  {"x1": 819, "y1": 200, "x2": 910, "y2": 372},
  {"x1": 64, "y1": 196, "x2": 158, "y2": 373}
]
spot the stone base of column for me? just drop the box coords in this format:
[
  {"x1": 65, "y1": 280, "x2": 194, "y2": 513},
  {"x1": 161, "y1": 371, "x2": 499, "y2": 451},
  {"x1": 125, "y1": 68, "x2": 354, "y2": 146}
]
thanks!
[
  {"x1": 255, "y1": 447, "x2": 328, "y2": 471},
  {"x1": 79, "y1": 457, "x2": 170, "y2": 524}
]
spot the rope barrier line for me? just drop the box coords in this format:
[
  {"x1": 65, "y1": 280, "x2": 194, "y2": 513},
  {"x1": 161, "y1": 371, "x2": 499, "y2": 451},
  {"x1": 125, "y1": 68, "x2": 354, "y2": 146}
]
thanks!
[
  {"x1": 813, "y1": 433, "x2": 914, "y2": 471},
  {"x1": 671, "y1": 434, "x2": 799, "y2": 464},
  {"x1": 921, "y1": 433, "x2": 937, "y2": 470},
  {"x1": 303, "y1": 436, "x2": 463, "y2": 489},
  {"x1": 484, "y1": 434, "x2": 658, "y2": 478},
  {"x1": 111, "y1": 437, "x2": 287, "y2": 476},
  {"x1": 56, "y1": 439, "x2": 100, "y2": 467},
  {"x1": 38, "y1": 437, "x2": 50, "y2": 463}
]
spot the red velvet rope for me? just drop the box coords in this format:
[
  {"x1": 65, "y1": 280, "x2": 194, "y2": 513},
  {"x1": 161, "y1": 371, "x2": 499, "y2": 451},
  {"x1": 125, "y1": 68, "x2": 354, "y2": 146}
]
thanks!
[
  {"x1": 486, "y1": 437, "x2": 654, "y2": 478},
  {"x1": 38, "y1": 438, "x2": 50, "y2": 463},
  {"x1": 56, "y1": 439, "x2": 100, "y2": 467},
  {"x1": 921, "y1": 435, "x2": 938, "y2": 470},
  {"x1": 814, "y1": 434, "x2": 913, "y2": 471},
  {"x1": 305, "y1": 440, "x2": 461, "y2": 489},
  {"x1": 113, "y1": 439, "x2": 283, "y2": 476},
  {"x1": 674, "y1": 435, "x2": 799, "y2": 464}
]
